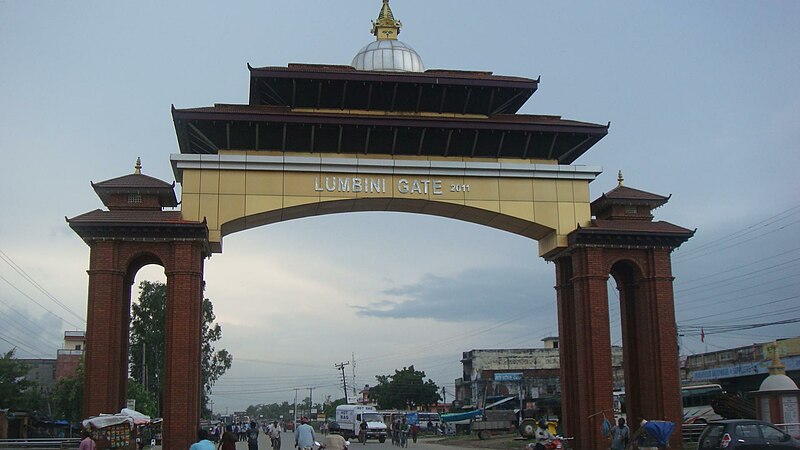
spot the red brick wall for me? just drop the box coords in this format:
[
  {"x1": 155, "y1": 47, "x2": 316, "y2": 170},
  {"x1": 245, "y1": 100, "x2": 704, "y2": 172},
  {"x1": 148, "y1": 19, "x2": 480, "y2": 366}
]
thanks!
[
  {"x1": 83, "y1": 238, "x2": 205, "y2": 450},
  {"x1": 554, "y1": 246, "x2": 684, "y2": 450}
]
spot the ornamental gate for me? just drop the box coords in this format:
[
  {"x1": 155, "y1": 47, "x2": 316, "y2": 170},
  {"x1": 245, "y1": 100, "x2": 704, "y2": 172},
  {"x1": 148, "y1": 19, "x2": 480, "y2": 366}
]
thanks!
[{"x1": 68, "y1": 3, "x2": 693, "y2": 449}]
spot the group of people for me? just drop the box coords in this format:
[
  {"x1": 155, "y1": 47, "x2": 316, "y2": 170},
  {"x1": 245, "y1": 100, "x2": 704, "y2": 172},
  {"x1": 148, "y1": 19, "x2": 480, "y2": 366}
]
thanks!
[{"x1": 387, "y1": 417, "x2": 419, "y2": 447}]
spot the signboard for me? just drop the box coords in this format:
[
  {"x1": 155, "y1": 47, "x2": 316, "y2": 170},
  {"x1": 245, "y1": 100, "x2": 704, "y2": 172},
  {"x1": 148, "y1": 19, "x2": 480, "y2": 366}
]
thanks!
[
  {"x1": 690, "y1": 355, "x2": 800, "y2": 381},
  {"x1": 126, "y1": 399, "x2": 136, "y2": 410},
  {"x1": 494, "y1": 372, "x2": 523, "y2": 382}
]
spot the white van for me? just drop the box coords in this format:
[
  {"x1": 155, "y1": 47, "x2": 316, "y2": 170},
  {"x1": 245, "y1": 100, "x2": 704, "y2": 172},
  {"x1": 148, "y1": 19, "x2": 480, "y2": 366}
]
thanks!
[{"x1": 335, "y1": 405, "x2": 388, "y2": 443}]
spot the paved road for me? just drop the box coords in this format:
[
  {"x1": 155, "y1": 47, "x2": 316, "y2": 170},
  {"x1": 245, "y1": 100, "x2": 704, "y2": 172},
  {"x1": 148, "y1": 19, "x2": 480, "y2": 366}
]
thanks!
[{"x1": 217, "y1": 431, "x2": 477, "y2": 450}]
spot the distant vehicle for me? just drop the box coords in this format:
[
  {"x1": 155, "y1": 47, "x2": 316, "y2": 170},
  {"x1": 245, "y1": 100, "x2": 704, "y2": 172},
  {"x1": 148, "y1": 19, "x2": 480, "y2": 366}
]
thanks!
[
  {"x1": 335, "y1": 405, "x2": 388, "y2": 443},
  {"x1": 613, "y1": 384, "x2": 725, "y2": 424},
  {"x1": 697, "y1": 419, "x2": 800, "y2": 449},
  {"x1": 682, "y1": 384, "x2": 725, "y2": 424},
  {"x1": 415, "y1": 412, "x2": 441, "y2": 431}
]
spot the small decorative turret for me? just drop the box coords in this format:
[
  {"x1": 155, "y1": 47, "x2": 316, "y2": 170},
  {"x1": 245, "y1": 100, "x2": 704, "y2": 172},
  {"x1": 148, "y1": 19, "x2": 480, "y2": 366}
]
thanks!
[
  {"x1": 90, "y1": 161, "x2": 178, "y2": 211},
  {"x1": 617, "y1": 170, "x2": 624, "y2": 187},
  {"x1": 372, "y1": 0, "x2": 402, "y2": 40}
]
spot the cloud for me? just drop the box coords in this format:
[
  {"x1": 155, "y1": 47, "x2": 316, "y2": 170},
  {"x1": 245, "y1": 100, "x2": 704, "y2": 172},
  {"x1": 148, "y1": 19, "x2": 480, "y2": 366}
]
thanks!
[{"x1": 354, "y1": 266, "x2": 554, "y2": 323}]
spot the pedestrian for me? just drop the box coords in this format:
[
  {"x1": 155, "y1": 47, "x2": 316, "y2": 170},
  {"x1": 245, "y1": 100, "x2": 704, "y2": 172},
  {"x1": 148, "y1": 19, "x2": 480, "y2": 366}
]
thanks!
[
  {"x1": 359, "y1": 419, "x2": 367, "y2": 445},
  {"x1": 270, "y1": 421, "x2": 282, "y2": 450},
  {"x1": 218, "y1": 425, "x2": 237, "y2": 450},
  {"x1": 190, "y1": 429, "x2": 216, "y2": 450},
  {"x1": 320, "y1": 421, "x2": 348, "y2": 450},
  {"x1": 295, "y1": 416, "x2": 316, "y2": 450},
  {"x1": 426, "y1": 421, "x2": 433, "y2": 433},
  {"x1": 609, "y1": 417, "x2": 630, "y2": 450},
  {"x1": 247, "y1": 421, "x2": 260, "y2": 450},
  {"x1": 399, "y1": 418, "x2": 409, "y2": 448},
  {"x1": 78, "y1": 429, "x2": 96, "y2": 450},
  {"x1": 392, "y1": 419, "x2": 401, "y2": 446},
  {"x1": 410, "y1": 424, "x2": 418, "y2": 444}
]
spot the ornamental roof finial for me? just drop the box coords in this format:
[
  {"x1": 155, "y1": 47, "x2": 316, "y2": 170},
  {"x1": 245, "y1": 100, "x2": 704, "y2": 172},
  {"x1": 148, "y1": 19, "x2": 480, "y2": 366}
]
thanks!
[
  {"x1": 617, "y1": 170, "x2": 624, "y2": 187},
  {"x1": 767, "y1": 341, "x2": 787, "y2": 376},
  {"x1": 372, "y1": 0, "x2": 402, "y2": 40},
  {"x1": 135, "y1": 157, "x2": 142, "y2": 175}
]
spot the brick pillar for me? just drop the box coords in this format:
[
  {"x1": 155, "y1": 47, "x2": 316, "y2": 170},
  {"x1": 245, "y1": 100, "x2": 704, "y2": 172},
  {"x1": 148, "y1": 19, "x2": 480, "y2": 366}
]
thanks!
[
  {"x1": 571, "y1": 247, "x2": 614, "y2": 450},
  {"x1": 554, "y1": 257, "x2": 578, "y2": 440},
  {"x1": 633, "y1": 249, "x2": 683, "y2": 447},
  {"x1": 84, "y1": 241, "x2": 128, "y2": 417},
  {"x1": 162, "y1": 242, "x2": 205, "y2": 450}
]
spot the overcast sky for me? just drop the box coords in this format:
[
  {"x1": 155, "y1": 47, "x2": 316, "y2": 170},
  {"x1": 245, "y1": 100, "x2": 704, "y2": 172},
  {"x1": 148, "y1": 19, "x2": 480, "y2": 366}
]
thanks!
[{"x1": 1, "y1": 1, "x2": 799, "y2": 414}]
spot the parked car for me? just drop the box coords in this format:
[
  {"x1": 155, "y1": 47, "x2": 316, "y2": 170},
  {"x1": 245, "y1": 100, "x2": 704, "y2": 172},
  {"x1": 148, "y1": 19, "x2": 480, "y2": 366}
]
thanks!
[{"x1": 698, "y1": 419, "x2": 800, "y2": 449}]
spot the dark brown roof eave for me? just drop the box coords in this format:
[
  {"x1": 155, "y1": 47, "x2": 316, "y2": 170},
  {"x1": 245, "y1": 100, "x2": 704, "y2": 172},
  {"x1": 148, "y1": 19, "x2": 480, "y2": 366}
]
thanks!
[
  {"x1": 171, "y1": 107, "x2": 609, "y2": 134},
  {"x1": 248, "y1": 64, "x2": 539, "y2": 89}
]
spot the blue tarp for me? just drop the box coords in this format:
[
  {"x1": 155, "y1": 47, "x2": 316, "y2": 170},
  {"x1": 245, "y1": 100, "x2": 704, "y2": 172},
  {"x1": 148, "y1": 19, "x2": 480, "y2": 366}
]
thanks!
[
  {"x1": 440, "y1": 409, "x2": 482, "y2": 423},
  {"x1": 642, "y1": 421, "x2": 676, "y2": 446}
]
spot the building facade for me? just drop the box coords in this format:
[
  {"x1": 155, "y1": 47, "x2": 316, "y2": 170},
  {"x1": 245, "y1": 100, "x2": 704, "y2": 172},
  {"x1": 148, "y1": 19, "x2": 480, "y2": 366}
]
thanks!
[
  {"x1": 682, "y1": 336, "x2": 800, "y2": 395},
  {"x1": 55, "y1": 330, "x2": 85, "y2": 380},
  {"x1": 455, "y1": 339, "x2": 624, "y2": 408}
]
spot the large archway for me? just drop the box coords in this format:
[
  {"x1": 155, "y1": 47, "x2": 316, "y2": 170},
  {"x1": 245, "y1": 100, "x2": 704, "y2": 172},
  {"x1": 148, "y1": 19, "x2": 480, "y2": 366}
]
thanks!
[{"x1": 68, "y1": 13, "x2": 692, "y2": 447}]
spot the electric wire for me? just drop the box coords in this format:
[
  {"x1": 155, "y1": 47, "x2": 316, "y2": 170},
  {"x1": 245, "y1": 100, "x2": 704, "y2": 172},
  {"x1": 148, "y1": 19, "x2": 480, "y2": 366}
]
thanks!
[
  {"x1": 673, "y1": 204, "x2": 800, "y2": 260},
  {"x1": 0, "y1": 273, "x2": 84, "y2": 330},
  {"x1": 0, "y1": 249, "x2": 86, "y2": 323}
]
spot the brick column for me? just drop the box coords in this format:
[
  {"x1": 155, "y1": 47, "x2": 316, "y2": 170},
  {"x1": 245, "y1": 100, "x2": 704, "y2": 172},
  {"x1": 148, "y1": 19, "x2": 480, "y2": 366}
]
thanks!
[
  {"x1": 162, "y1": 242, "x2": 205, "y2": 450},
  {"x1": 634, "y1": 249, "x2": 683, "y2": 447},
  {"x1": 554, "y1": 257, "x2": 578, "y2": 440},
  {"x1": 570, "y1": 247, "x2": 614, "y2": 450},
  {"x1": 84, "y1": 241, "x2": 128, "y2": 417}
]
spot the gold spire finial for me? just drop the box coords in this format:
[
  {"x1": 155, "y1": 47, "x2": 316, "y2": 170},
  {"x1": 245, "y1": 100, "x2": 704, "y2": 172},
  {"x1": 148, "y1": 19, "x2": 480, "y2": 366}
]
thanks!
[
  {"x1": 135, "y1": 157, "x2": 142, "y2": 175},
  {"x1": 372, "y1": 0, "x2": 402, "y2": 40},
  {"x1": 617, "y1": 170, "x2": 624, "y2": 187},
  {"x1": 767, "y1": 341, "x2": 787, "y2": 376}
]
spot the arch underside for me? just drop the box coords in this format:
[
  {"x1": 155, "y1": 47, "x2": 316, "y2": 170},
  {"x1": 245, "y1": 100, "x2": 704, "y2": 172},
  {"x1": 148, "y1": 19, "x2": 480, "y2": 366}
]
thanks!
[{"x1": 219, "y1": 197, "x2": 555, "y2": 248}]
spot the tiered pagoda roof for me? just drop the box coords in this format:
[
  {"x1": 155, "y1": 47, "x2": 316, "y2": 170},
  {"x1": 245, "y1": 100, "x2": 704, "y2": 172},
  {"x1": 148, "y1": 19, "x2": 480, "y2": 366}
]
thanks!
[{"x1": 173, "y1": 63, "x2": 608, "y2": 163}]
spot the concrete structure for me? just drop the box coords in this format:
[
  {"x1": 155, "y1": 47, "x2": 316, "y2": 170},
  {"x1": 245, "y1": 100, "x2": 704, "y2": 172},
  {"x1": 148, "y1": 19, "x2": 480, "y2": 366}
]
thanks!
[
  {"x1": 455, "y1": 341, "x2": 624, "y2": 409},
  {"x1": 67, "y1": 2, "x2": 692, "y2": 448},
  {"x1": 55, "y1": 330, "x2": 85, "y2": 380},
  {"x1": 682, "y1": 336, "x2": 800, "y2": 395},
  {"x1": 753, "y1": 343, "x2": 800, "y2": 436},
  {"x1": 19, "y1": 359, "x2": 56, "y2": 395}
]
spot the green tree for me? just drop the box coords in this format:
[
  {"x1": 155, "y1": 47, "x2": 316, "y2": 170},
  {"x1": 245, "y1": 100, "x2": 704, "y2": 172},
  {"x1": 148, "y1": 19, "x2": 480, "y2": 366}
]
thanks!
[
  {"x1": 127, "y1": 379, "x2": 158, "y2": 417},
  {"x1": 51, "y1": 361, "x2": 84, "y2": 422},
  {"x1": 0, "y1": 349, "x2": 34, "y2": 408},
  {"x1": 371, "y1": 366, "x2": 440, "y2": 410},
  {"x1": 129, "y1": 280, "x2": 233, "y2": 417}
]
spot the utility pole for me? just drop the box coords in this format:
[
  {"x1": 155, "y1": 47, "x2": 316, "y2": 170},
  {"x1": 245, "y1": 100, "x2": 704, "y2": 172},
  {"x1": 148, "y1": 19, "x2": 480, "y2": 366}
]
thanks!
[
  {"x1": 352, "y1": 353, "x2": 357, "y2": 400},
  {"x1": 308, "y1": 387, "x2": 314, "y2": 419},
  {"x1": 335, "y1": 362, "x2": 350, "y2": 402},
  {"x1": 294, "y1": 388, "x2": 299, "y2": 423}
]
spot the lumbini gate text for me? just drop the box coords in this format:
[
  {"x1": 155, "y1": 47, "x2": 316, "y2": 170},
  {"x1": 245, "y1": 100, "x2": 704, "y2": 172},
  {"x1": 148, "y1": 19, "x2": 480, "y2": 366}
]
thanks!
[{"x1": 314, "y1": 176, "x2": 470, "y2": 195}]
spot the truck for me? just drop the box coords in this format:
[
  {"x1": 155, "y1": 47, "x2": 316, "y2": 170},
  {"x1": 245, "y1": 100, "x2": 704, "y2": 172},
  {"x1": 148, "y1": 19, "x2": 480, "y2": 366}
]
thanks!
[{"x1": 335, "y1": 405, "x2": 388, "y2": 443}]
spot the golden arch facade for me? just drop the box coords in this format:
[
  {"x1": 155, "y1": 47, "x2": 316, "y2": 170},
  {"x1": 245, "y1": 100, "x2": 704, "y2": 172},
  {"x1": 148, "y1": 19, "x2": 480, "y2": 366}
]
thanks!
[{"x1": 173, "y1": 151, "x2": 601, "y2": 257}]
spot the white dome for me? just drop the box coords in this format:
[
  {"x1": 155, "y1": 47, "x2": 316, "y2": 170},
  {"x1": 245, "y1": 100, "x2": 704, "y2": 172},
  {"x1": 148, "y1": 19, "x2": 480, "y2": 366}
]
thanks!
[
  {"x1": 351, "y1": 39, "x2": 425, "y2": 72},
  {"x1": 759, "y1": 373, "x2": 799, "y2": 392}
]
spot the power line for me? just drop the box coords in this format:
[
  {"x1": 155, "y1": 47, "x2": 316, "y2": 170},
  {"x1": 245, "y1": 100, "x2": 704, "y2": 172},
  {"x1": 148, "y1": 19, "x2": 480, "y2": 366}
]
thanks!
[
  {"x1": 0, "y1": 273, "x2": 84, "y2": 330},
  {"x1": 0, "y1": 249, "x2": 85, "y2": 323},
  {"x1": 674, "y1": 204, "x2": 800, "y2": 260}
]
